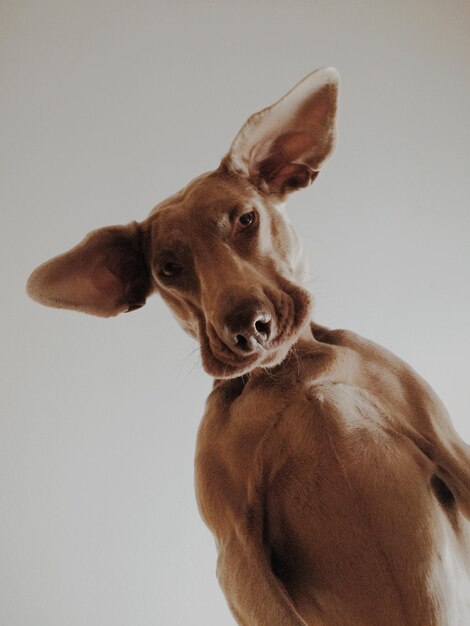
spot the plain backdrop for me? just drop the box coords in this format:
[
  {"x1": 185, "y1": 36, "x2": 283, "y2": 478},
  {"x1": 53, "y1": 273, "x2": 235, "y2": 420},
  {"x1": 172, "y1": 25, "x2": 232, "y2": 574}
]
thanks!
[{"x1": 1, "y1": 1, "x2": 469, "y2": 625}]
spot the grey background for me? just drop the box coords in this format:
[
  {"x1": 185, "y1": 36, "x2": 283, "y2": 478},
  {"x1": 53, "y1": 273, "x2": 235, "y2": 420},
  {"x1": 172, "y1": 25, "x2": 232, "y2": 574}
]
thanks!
[{"x1": 2, "y1": 1, "x2": 469, "y2": 625}]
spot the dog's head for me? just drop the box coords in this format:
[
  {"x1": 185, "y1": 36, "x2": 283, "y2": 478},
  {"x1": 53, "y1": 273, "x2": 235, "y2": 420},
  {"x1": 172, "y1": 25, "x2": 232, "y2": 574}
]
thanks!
[{"x1": 27, "y1": 68, "x2": 338, "y2": 378}]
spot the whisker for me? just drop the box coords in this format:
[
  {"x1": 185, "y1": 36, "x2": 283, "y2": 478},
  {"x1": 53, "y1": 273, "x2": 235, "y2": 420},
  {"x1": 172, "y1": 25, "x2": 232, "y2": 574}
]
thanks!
[
  {"x1": 175, "y1": 344, "x2": 202, "y2": 384},
  {"x1": 289, "y1": 345, "x2": 302, "y2": 378}
]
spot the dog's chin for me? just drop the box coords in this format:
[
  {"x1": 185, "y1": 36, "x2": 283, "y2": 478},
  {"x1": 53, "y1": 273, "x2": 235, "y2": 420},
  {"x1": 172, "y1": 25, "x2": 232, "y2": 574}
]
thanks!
[{"x1": 200, "y1": 344, "x2": 289, "y2": 380}]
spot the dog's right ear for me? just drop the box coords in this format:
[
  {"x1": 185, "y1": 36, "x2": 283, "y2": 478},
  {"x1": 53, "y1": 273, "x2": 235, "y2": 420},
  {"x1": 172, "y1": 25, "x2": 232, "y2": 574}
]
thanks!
[
  {"x1": 224, "y1": 67, "x2": 339, "y2": 197},
  {"x1": 27, "y1": 222, "x2": 153, "y2": 317}
]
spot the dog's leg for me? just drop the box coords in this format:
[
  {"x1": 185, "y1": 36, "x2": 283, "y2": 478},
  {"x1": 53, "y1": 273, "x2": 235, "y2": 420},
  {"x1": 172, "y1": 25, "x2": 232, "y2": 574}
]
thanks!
[
  {"x1": 406, "y1": 401, "x2": 470, "y2": 520},
  {"x1": 217, "y1": 533, "x2": 309, "y2": 626},
  {"x1": 333, "y1": 331, "x2": 470, "y2": 523}
]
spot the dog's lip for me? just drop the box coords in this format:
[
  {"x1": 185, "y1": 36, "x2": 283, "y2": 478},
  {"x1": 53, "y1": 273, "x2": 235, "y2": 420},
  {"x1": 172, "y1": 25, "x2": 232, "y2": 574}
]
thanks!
[
  {"x1": 211, "y1": 336, "x2": 267, "y2": 361},
  {"x1": 203, "y1": 336, "x2": 298, "y2": 379},
  {"x1": 204, "y1": 346, "x2": 277, "y2": 378},
  {"x1": 204, "y1": 327, "x2": 298, "y2": 378},
  {"x1": 200, "y1": 342, "x2": 259, "y2": 379},
  {"x1": 209, "y1": 341, "x2": 264, "y2": 370}
]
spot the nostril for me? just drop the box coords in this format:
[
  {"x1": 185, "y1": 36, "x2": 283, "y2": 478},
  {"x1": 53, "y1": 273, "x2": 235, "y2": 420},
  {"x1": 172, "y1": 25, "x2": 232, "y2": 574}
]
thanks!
[
  {"x1": 235, "y1": 334, "x2": 248, "y2": 350},
  {"x1": 255, "y1": 319, "x2": 268, "y2": 334},
  {"x1": 255, "y1": 317, "x2": 271, "y2": 341}
]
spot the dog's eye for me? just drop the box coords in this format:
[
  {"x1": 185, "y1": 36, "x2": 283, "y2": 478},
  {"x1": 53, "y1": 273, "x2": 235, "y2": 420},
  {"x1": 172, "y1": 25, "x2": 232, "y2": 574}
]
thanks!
[
  {"x1": 238, "y1": 211, "x2": 255, "y2": 229},
  {"x1": 160, "y1": 261, "x2": 181, "y2": 278}
]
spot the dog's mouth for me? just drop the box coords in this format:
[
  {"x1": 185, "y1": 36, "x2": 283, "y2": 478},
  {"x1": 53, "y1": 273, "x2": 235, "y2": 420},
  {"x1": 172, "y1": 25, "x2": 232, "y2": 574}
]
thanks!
[{"x1": 198, "y1": 279, "x2": 313, "y2": 379}]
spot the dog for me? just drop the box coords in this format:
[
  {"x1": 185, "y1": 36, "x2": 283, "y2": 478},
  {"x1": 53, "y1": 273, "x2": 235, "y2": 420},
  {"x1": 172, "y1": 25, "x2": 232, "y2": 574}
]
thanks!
[{"x1": 27, "y1": 68, "x2": 470, "y2": 625}]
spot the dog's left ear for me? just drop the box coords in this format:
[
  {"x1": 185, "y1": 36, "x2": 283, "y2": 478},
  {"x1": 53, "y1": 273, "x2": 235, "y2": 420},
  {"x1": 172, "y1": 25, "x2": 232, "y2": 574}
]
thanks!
[
  {"x1": 27, "y1": 222, "x2": 153, "y2": 317},
  {"x1": 225, "y1": 67, "x2": 339, "y2": 196}
]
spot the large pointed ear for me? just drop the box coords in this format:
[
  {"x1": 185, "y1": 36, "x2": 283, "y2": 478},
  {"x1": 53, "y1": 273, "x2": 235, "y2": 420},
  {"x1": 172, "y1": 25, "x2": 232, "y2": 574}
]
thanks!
[
  {"x1": 27, "y1": 221, "x2": 153, "y2": 317},
  {"x1": 224, "y1": 67, "x2": 339, "y2": 196}
]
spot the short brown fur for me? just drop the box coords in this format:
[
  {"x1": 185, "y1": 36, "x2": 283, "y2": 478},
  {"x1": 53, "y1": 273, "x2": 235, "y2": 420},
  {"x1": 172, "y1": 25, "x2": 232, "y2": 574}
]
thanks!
[{"x1": 27, "y1": 68, "x2": 470, "y2": 625}]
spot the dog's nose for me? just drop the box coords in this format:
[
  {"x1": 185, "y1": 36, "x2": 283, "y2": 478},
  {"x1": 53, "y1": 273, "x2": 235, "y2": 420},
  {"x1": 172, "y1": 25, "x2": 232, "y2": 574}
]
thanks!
[{"x1": 224, "y1": 309, "x2": 272, "y2": 354}]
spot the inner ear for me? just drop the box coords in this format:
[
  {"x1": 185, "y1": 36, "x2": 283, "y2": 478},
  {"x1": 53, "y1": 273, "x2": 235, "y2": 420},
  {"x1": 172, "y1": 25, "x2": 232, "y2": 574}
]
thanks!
[
  {"x1": 257, "y1": 156, "x2": 319, "y2": 194},
  {"x1": 224, "y1": 67, "x2": 339, "y2": 197},
  {"x1": 27, "y1": 222, "x2": 154, "y2": 317}
]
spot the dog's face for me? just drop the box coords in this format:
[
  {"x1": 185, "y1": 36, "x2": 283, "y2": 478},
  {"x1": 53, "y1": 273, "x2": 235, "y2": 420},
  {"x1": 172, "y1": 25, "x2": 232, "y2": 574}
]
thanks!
[
  {"x1": 27, "y1": 68, "x2": 338, "y2": 378},
  {"x1": 145, "y1": 171, "x2": 312, "y2": 377}
]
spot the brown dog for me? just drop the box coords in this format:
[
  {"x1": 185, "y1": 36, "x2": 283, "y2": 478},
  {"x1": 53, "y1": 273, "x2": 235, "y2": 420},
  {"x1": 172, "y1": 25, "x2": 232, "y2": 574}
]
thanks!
[{"x1": 27, "y1": 68, "x2": 470, "y2": 625}]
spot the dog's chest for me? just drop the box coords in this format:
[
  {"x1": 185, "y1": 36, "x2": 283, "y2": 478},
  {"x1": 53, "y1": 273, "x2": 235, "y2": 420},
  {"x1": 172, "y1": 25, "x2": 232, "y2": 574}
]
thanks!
[
  {"x1": 195, "y1": 373, "x2": 469, "y2": 626},
  {"x1": 260, "y1": 382, "x2": 469, "y2": 626},
  {"x1": 194, "y1": 335, "x2": 470, "y2": 625}
]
